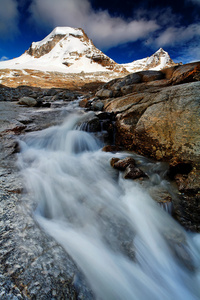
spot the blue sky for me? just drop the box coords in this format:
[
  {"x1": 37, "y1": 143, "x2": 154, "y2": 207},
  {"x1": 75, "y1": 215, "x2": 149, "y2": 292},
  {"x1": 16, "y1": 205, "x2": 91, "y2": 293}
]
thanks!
[{"x1": 0, "y1": 0, "x2": 200, "y2": 64}]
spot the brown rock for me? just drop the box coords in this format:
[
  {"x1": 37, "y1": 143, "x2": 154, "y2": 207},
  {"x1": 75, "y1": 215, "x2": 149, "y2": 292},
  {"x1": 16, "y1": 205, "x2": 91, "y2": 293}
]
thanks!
[
  {"x1": 175, "y1": 169, "x2": 200, "y2": 193},
  {"x1": 112, "y1": 157, "x2": 136, "y2": 170},
  {"x1": 139, "y1": 70, "x2": 164, "y2": 82},
  {"x1": 105, "y1": 81, "x2": 200, "y2": 167},
  {"x1": 79, "y1": 98, "x2": 90, "y2": 108},
  {"x1": 124, "y1": 165, "x2": 147, "y2": 180},
  {"x1": 169, "y1": 62, "x2": 200, "y2": 85},
  {"x1": 110, "y1": 157, "x2": 120, "y2": 167},
  {"x1": 18, "y1": 96, "x2": 37, "y2": 107},
  {"x1": 102, "y1": 145, "x2": 123, "y2": 152},
  {"x1": 161, "y1": 66, "x2": 179, "y2": 79},
  {"x1": 96, "y1": 89, "x2": 113, "y2": 99}
]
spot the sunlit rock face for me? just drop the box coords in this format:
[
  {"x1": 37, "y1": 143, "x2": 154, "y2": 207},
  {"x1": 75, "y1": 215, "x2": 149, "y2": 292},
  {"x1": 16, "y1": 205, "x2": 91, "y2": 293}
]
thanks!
[{"x1": 102, "y1": 62, "x2": 200, "y2": 166}]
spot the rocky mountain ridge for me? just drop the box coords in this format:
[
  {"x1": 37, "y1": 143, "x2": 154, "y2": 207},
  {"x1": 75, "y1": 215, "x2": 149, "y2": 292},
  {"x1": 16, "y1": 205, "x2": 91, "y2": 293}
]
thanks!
[
  {"x1": 0, "y1": 27, "x2": 178, "y2": 87},
  {"x1": 0, "y1": 27, "x2": 127, "y2": 75}
]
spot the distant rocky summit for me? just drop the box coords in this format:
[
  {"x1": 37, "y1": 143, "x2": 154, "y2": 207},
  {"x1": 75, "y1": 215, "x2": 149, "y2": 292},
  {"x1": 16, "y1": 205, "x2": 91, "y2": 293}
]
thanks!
[{"x1": 122, "y1": 48, "x2": 178, "y2": 72}]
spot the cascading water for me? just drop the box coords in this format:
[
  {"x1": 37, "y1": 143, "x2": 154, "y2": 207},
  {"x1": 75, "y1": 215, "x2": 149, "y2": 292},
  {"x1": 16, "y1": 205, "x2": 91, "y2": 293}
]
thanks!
[{"x1": 18, "y1": 110, "x2": 200, "y2": 300}]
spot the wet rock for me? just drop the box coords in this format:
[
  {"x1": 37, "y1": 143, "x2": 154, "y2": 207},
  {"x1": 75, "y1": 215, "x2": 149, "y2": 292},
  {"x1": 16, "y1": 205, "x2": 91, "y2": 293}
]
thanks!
[
  {"x1": 174, "y1": 194, "x2": 200, "y2": 232},
  {"x1": 62, "y1": 91, "x2": 77, "y2": 101},
  {"x1": 41, "y1": 102, "x2": 51, "y2": 108},
  {"x1": 110, "y1": 157, "x2": 120, "y2": 167},
  {"x1": 85, "y1": 118, "x2": 101, "y2": 132},
  {"x1": 96, "y1": 112, "x2": 114, "y2": 120},
  {"x1": 18, "y1": 97, "x2": 37, "y2": 107},
  {"x1": 174, "y1": 169, "x2": 200, "y2": 193},
  {"x1": 112, "y1": 157, "x2": 136, "y2": 171},
  {"x1": 124, "y1": 165, "x2": 148, "y2": 180},
  {"x1": 148, "y1": 186, "x2": 173, "y2": 210},
  {"x1": 79, "y1": 98, "x2": 90, "y2": 108},
  {"x1": 91, "y1": 100, "x2": 104, "y2": 111},
  {"x1": 45, "y1": 88, "x2": 58, "y2": 96},
  {"x1": 102, "y1": 145, "x2": 123, "y2": 152}
]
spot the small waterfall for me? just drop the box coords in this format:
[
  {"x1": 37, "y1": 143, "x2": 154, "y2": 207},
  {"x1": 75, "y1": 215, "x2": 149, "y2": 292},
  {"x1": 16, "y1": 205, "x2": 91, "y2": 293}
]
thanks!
[{"x1": 18, "y1": 111, "x2": 200, "y2": 300}]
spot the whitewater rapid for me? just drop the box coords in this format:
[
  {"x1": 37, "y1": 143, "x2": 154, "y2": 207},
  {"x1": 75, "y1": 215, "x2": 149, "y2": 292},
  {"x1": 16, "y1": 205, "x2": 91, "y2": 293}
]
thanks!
[{"x1": 18, "y1": 111, "x2": 200, "y2": 300}]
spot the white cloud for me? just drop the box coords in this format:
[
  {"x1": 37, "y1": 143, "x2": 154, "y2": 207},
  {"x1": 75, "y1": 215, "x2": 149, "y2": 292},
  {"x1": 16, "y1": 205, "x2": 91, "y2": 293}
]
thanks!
[
  {"x1": 0, "y1": 0, "x2": 19, "y2": 38},
  {"x1": 29, "y1": 0, "x2": 159, "y2": 49},
  {"x1": 174, "y1": 43, "x2": 200, "y2": 63},
  {"x1": 151, "y1": 23, "x2": 200, "y2": 64},
  {"x1": 0, "y1": 56, "x2": 9, "y2": 61},
  {"x1": 155, "y1": 24, "x2": 200, "y2": 47}
]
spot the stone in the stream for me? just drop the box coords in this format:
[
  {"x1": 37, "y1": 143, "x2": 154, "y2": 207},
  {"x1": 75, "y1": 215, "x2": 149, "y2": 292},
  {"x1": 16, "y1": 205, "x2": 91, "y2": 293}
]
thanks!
[
  {"x1": 110, "y1": 157, "x2": 120, "y2": 167},
  {"x1": 124, "y1": 165, "x2": 148, "y2": 180},
  {"x1": 18, "y1": 96, "x2": 37, "y2": 107},
  {"x1": 86, "y1": 117, "x2": 101, "y2": 132},
  {"x1": 79, "y1": 98, "x2": 90, "y2": 108},
  {"x1": 91, "y1": 100, "x2": 104, "y2": 111},
  {"x1": 112, "y1": 157, "x2": 136, "y2": 171}
]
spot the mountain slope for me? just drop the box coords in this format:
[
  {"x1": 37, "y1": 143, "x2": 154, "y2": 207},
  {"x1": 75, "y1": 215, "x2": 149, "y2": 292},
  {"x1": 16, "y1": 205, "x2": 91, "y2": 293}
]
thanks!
[
  {"x1": 0, "y1": 27, "x2": 126, "y2": 75},
  {"x1": 0, "y1": 27, "x2": 179, "y2": 88},
  {"x1": 122, "y1": 48, "x2": 177, "y2": 72}
]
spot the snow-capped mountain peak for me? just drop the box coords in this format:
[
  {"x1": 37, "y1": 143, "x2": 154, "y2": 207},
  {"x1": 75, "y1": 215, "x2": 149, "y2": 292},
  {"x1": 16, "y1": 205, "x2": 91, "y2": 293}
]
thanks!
[
  {"x1": 0, "y1": 27, "x2": 177, "y2": 76},
  {"x1": 122, "y1": 48, "x2": 176, "y2": 72},
  {"x1": 0, "y1": 27, "x2": 126, "y2": 74}
]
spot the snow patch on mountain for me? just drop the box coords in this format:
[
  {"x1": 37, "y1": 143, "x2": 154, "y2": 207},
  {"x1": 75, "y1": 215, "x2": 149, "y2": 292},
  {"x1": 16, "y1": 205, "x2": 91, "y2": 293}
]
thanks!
[{"x1": 32, "y1": 27, "x2": 83, "y2": 50}]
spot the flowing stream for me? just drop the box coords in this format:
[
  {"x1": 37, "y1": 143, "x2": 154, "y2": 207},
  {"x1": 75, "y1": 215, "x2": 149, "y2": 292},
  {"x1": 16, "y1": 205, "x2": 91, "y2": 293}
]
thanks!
[{"x1": 18, "y1": 106, "x2": 200, "y2": 300}]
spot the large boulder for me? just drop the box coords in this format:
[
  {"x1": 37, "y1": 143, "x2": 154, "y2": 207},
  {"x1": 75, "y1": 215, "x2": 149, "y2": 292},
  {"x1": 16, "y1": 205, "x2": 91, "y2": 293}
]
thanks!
[
  {"x1": 96, "y1": 89, "x2": 113, "y2": 99},
  {"x1": 169, "y1": 62, "x2": 200, "y2": 85},
  {"x1": 105, "y1": 82, "x2": 200, "y2": 167},
  {"x1": 18, "y1": 96, "x2": 37, "y2": 107}
]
